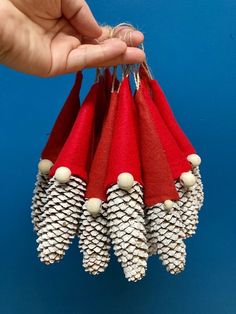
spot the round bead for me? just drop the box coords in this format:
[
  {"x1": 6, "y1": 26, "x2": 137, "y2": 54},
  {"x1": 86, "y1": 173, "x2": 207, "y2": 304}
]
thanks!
[
  {"x1": 164, "y1": 200, "x2": 174, "y2": 211},
  {"x1": 117, "y1": 172, "x2": 134, "y2": 191},
  {"x1": 180, "y1": 171, "x2": 196, "y2": 188},
  {"x1": 86, "y1": 198, "x2": 102, "y2": 215},
  {"x1": 187, "y1": 154, "x2": 202, "y2": 168},
  {"x1": 54, "y1": 167, "x2": 71, "y2": 183},
  {"x1": 38, "y1": 159, "x2": 53, "y2": 175}
]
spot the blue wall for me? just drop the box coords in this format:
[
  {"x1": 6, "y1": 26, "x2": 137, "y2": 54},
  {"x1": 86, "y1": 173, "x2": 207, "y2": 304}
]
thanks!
[{"x1": 0, "y1": 1, "x2": 235, "y2": 313}]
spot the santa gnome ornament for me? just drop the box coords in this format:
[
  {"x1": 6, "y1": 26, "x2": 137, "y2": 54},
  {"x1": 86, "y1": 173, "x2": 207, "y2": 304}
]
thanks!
[
  {"x1": 37, "y1": 78, "x2": 102, "y2": 265},
  {"x1": 31, "y1": 34, "x2": 204, "y2": 281},
  {"x1": 31, "y1": 72, "x2": 82, "y2": 235},
  {"x1": 140, "y1": 64, "x2": 204, "y2": 239}
]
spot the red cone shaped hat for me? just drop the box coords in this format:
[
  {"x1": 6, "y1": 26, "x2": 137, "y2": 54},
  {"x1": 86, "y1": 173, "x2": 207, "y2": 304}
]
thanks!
[
  {"x1": 41, "y1": 72, "x2": 82, "y2": 162},
  {"x1": 135, "y1": 83, "x2": 179, "y2": 206},
  {"x1": 140, "y1": 67, "x2": 195, "y2": 157},
  {"x1": 92, "y1": 76, "x2": 109, "y2": 155},
  {"x1": 104, "y1": 68, "x2": 119, "y2": 101},
  {"x1": 86, "y1": 91, "x2": 119, "y2": 200},
  {"x1": 104, "y1": 68, "x2": 113, "y2": 100},
  {"x1": 49, "y1": 82, "x2": 99, "y2": 181},
  {"x1": 105, "y1": 77, "x2": 143, "y2": 190},
  {"x1": 139, "y1": 79, "x2": 191, "y2": 180}
]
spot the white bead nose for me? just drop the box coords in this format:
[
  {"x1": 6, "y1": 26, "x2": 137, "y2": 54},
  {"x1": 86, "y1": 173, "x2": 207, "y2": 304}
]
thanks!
[
  {"x1": 86, "y1": 198, "x2": 102, "y2": 215},
  {"x1": 117, "y1": 172, "x2": 134, "y2": 191},
  {"x1": 38, "y1": 159, "x2": 53, "y2": 175},
  {"x1": 187, "y1": 154, "x2": 201, "y2": 168},
  {"x1": 164, "y1": 200, "x2": 174, "y2": 211},
  {"x1": 54, "y1": 167, "x2": 71, "y2": 183},
  {"x1": 180, "y1": 171, "x2": 196, "y2": 188}
]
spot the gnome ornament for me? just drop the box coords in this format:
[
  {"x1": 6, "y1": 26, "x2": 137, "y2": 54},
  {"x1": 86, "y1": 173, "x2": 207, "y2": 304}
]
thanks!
[
  {"x1": 140, "y1": 64, "x2": 204, "y2": 238},
  {"x1": 103, "y1": 77, "x2": 148, "y2": 282},
  {"x1": 134, "y1": 78, "x2": 186, "y2": 274},
  {"x1": 37, "y1": 79, "x2": 101, "y2": 265},
  {"x1": 31, "y1": 72, "x2": 82, "y2": 234},
  {"x1": 79, "y1": 70, "x2": 115, "y2": 275}
]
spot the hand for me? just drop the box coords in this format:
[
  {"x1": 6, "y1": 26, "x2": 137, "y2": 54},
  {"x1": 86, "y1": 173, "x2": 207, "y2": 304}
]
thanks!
[{"x1": 0, "y1": 0, "x2": 145, "y2": 77}]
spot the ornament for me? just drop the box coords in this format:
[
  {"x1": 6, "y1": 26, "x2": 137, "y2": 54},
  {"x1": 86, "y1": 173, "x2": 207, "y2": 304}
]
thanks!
[
  {"x1": 31, "y1": 72, "x2": 82, "y2": 233},
  {"x1": 31, "y1": 32, "x2": 204, "y2": 281},
  {"x1": 37, "y1": 78, "x2": 102, "y2": 264}
]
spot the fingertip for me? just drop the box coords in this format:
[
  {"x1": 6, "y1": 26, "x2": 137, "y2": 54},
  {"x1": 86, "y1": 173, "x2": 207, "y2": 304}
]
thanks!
[
  {"x1": 131, "y1": 30, "x2": 144, "y2": 46},
  {"x1": 127, "y1": 47, "x2": 146, "y2": 63},
  {"x1": 91, "y1": 25, "x2": 103, "y2": 38}
]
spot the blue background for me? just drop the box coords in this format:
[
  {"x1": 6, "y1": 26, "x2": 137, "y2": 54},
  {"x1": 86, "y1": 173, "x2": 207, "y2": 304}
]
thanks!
[{"x1": 0, "y1": 0, "x2": 236, "y2": 313}]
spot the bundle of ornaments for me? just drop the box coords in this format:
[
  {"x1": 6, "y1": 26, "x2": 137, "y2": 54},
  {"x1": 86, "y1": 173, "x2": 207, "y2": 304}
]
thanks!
[{"x1": 31, "y1": 62, "x2": 204, "y2": 282}]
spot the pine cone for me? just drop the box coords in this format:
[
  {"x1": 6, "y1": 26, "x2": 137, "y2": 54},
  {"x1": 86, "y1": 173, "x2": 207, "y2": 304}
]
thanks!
[
  {"x1": 107, "y1": 183, "x2": 148, "y2": 282},
  {"x1": 37, "y1": 176, "x2": 86, "y2": 265},
  {"x1": 146, "y1": 203, "x2": 186, "y2": 275},
  {"x1": 175, "y1": 167, "x2": 204, "y2": 238},
  {"x1": 192, "y1": 167, "x2": 204, "y2": 209},
  {"x1": 79, "y1": 202, "x2": 111, "y2": 275},
  {"x1": 175, "y1": 179, "x2": 199, "y2": 238},
  {"x1": 31, "y1": 173, "x2": 50, "y2": 233}
]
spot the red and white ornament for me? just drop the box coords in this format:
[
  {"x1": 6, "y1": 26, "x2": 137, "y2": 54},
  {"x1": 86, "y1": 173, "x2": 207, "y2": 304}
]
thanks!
[{"x1": 32, "y1": 54, "x2": 204, "y2": 280}]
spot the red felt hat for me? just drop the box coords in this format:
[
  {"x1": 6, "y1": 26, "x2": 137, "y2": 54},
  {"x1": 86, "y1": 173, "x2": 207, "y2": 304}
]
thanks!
[
  {"x1": 140, "y1": 66, "x2": 195, "y2": 157},
  {"x1": 49, "y1": 82, "x2": 99, "y2": 181},
  {"x1": 104, "y1": 77, "x2": 143, "y2": 190},
  {"x1": 41, "y1": 72, "x2": 82, "y2": 162},
  {"x1": 104, "y1": 68, "x2": 113, "y2": 100},
  {"x1": 86, "y1": 91, "x2": 119, "y2": 200},
  {"x1": 139, "y1": 78, "x2": 191, "y2": 180},
  {"x1": 135, "y1": 82, "x2": 179, "y2": 206},
  {"x1": 92, "y1": 75, "x2": 110, "y2": 156}
]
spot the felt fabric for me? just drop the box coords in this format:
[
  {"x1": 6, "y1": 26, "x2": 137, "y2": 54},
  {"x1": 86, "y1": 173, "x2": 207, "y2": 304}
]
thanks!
[
  {"x1": 88, "y1": 73, "x2": 112, "y2": 179},
  {"x1": 104, "y1": 68, "x2": 120, "y2": 95},
  {"x1": 90, "y1": 77, "x2": 108, "y2": 163},
  {"x1": 135, "y1": 85, "x2": 179, "y2": 206},
  {"x1": 140, "y1": 79, "x2": 191, "y2": 179},
  {"x1": 104, "y1": 68, "x2": 113, "y2": 102},
  {"x1": 140, "y1": 67, "x2": 196, "y2": 157},
  {"x1": 41, "y1": 72, "x2": 82, "y2": 162},
  {"x1": 86, "y1": 92, "x2": 119, "y2": 200},
  {"x1": 105, "y1": 77, "x2": 143, "y2": 190},
  {"x1": 49, "y1": 83, "x2": 99, "y2": 181}
]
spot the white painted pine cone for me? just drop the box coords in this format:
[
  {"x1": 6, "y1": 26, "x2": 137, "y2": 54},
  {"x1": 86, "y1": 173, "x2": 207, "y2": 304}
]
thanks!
[
  {"x1": 31, "y1": 172, "x2": 50, "y2": 233},
  {"x1": 107, "y1": 183, "x2": 148, "y2": 282},
  {"x1": 145, "y1": 203, "x2": 186, "y2": 275},
  {"x1": 192, "y1": 167, "x2": 204, "y2": 209},
  {"x1": 37, "y1": 176, "x2": 86, "y2": 265},
  {"x1": 79, "y1": 202, "x2": 111, "y2": 275},
  {"x1": 176, "y1": 180, "x2": 199, "y2": 238}
]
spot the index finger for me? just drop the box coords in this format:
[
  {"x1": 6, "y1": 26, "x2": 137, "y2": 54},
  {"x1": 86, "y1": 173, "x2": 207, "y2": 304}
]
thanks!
[{"x1": 62, "y1": 0, "x2": 102, "y2": 38}]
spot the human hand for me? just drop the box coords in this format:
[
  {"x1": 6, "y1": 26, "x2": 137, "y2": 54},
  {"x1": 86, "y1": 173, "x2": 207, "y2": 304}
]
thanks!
[{"x1": 0, "y1": 0, "x2": 145, "y2": 77}]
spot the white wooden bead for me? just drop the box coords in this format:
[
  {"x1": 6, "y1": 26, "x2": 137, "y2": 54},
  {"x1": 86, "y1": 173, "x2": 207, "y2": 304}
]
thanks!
[
  {"x1": 164, "y1": 200, "x2": 174, "y2": 211},
  {"x1": 38, "y1": 159, "x2": 53, "y2": 175},
  {"x1": 86, "y1": 198, "x2": 102, "y2": 215},
  {"x1": 117, "y1": 173, "x2": 134, "y2": 191},
  {"x1": 187, "y1": 154, "x2": 201, "y2": 167},
  {"x1": 54, "y1": 167, "x2": 71, "y2": 183},
  {"x1": 180, "y1": 171, "x2": 196, "y2": 188}
]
